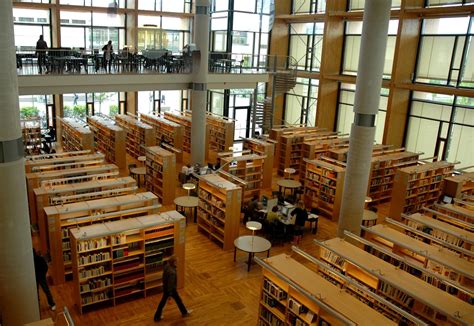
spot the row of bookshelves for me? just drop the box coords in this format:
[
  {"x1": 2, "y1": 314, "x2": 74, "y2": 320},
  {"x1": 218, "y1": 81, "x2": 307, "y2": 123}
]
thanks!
[{"x1": 115, "y1": 114, "x2": 154, "y2": 158}]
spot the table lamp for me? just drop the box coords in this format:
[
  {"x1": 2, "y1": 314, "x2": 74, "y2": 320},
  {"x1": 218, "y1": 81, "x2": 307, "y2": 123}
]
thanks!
[
  {"x1": 246, "y1": 221, "x2": 262, "y2": 247},
  {"x1": 182, "y1": 183, "x2": 196, "y2": 196}
]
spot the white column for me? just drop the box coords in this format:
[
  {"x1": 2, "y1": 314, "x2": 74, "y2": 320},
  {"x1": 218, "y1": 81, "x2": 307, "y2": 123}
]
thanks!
[
  {"x1": 190, "y1": 0, "x2": 210, "y2": 165},
  {"x1": 337, "y1": 0, "x2": 391, "y2": 237},
  {"x1": 0, "y1": 1, "x2": 41, "y2": 324}
]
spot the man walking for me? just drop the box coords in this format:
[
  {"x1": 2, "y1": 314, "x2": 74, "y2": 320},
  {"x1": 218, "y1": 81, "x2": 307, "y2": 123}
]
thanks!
[
  {"x1": 35, "y1": 35, "x2": 48, "y2": 74},
  {"x1": 154, "y1": 256, "x2": 191, "y2": 322}
]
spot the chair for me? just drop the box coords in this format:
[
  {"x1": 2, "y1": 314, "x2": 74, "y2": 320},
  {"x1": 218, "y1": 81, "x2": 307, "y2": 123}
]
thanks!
[
  {"x1": 269, "y1": 220, "x2": 286, "y2": 246},
  {"x1": 128, "y1": 163, "x2": 137, "y2": 181}
]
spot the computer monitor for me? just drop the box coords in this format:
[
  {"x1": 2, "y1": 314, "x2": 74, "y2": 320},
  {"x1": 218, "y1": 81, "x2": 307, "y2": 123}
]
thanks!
[
  {"x1": 266, "y1": 198, "x2": 278, "y2": 212},
  {"x1": 442, "y1": 195, "x2": 453, "y2": 204},
  {"x1": 281, "y1": 206, "x2": 289, "y2": 217},
  {"x1": 261, "y1": 195, "x2": 268, "y2": 208}
]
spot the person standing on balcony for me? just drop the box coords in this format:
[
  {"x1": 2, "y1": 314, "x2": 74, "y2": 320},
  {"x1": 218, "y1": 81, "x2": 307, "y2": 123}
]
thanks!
[
  {"x1": 35, "y1": 35, "x2": 48, "y2": 74},
  {"x1": 102, "y1": 40, "x2": 113, "y2": 73}
]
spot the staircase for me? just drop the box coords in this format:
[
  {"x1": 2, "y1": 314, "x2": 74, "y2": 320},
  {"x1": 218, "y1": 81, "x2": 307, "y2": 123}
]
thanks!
[{"x1": 253, "y1": 63, "x2": 297, "y2": 134}]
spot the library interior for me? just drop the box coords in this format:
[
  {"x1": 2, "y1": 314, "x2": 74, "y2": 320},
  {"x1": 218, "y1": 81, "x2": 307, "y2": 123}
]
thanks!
[{"x1": 1, "y1": 0, "x2": 474, "y2": 325}]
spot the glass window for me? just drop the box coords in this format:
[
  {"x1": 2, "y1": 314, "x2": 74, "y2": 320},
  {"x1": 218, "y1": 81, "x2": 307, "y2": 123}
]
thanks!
[
  {"x1": 63, "y1": 93, "x2": 87, "y2": 119},
  {"x1": 19, "y1": 95, "x2": 53, "y2": 130},
  {"x1": 93, "y1": 92, "x2": 119, "y2": 117},
  {"x1": 13, "y1": 8, "x2": 51, "y2": 49},
  {"x1": 348, "y1": 0, "x2": 401, "y2": 10},
  {"x1": 292, "y1": 0, "x2": 326, "y2": 14},
  {"x1": 284, "y1": 78, "x2": 318, "y2": 126},
  {"x1": 336, "y1": 84, "x2": 387, "y2": 143}
]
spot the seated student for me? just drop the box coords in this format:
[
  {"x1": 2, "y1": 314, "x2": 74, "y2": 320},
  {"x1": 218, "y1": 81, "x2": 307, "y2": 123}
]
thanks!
[
  {"x1": 266, "y1": 206, "x2": 279, "y2": 223},
  {"x1": 291, "y1": 201, "x2": 308, "y2": 245},
  {"x1": 243, "y1": 194, "x2": 260, "y2": 223}
]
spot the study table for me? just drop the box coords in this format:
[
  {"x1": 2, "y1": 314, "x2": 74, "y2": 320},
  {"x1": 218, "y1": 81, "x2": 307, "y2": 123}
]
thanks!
[
  {"x1": 234, "y1": 235, "x2": 271, "y2": 272},
  {"x1": 174, "y1": 195, "x2": 198, "y2": 223},
  {"x1": 130, "y1": 166, "x2": 146, "y2": 187}
]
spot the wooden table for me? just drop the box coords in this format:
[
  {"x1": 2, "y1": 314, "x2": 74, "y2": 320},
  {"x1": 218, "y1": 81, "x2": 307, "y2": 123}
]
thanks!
[
  {"x1": 174, "y1": 195, "x2": 198, "y2": 223},
  {"x1": 130, "y1": 166, "x2": 146, "y2": 187},
  {"x1": 234, "y1": 235, "x2": 271, "y2": 272},
  {"x1": 277, "y1": 179, "x2": 302, "y2": 197}
]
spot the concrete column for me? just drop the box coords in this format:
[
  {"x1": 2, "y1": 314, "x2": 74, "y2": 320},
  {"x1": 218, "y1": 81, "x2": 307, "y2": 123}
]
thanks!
[
  {"x1": 337, "y1": 0, "x2": 391, "y2": 237},
  {"x1": 0, "y1": 1, "x2": 41, "y2": 324},
  {"x1": 190, "y1": 0, "x2": 210, "y2": 165}
]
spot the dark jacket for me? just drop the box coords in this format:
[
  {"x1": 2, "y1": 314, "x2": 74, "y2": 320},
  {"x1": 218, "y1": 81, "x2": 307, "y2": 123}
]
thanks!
[
  {"x1": 291, "y1": 207, "x2": 308, "y2": 227},
  {"x1": 163, "y1": 263, "x2": 177, "y2": 294},
  {"x1": 33, "y1": 251, "x2": 48, "y2": 280}
]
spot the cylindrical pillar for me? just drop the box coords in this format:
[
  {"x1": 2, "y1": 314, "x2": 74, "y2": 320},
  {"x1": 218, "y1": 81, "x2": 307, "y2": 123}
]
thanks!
[
  {"x1": 0, "y1": 1, "x2": 41, "y2": 324},
  {"x1": 190, "y1": 0, "x2": 210, "y2": 165},
  {"x1": 337, "y1": 0, "x2": 391, "y2": 237}
]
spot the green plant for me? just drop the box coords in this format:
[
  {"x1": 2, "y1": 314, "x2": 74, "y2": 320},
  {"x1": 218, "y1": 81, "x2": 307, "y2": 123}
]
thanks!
[
  {"x1": 73, "y1": 104, "x2": 87, "y2": 118},
  {"x1": 20, "y1": 106, "x2": 39, "y2": 119},
  {"x1": 109, "y1": 104, "x2": 119, "y2": 116}
]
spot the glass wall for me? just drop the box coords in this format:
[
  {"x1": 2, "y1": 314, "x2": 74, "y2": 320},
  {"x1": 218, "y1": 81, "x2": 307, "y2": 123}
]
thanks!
[
  {"x1": 137, "y1": 90, "x2": 189, "y2": 115},
  {"x1": 342, "y1": 20, "x2": 398, "y2": 78},
  {"x1": 59, "y1": 0, "x2": 128, "y2": 8},
  {"x1": 63, "y1": 92, "x2": 120, "y2": 119},
  {"x1": 284, "y1": 78, "x2": 318, "y2": 126},
  {"x1": 292, "y1": 0, "x2": 326, "y2": 14},
  {"x1": 138, "y1": 0, "x2": 192, "y2": 12},
  {"x1": 336, "y1": 83, "x2": 388, "y2": 144},
  {"x1": 415, "y1": 16, "x2": 474, "y2": 88},
  {"x1": 425, "y1": 0, "x2": 474, "y2": 7},
  {"x1": 19, "y1": 95, "x2": 54, "y2": 130},
  {"x1": 348, "y1": 0, "x2": 401, "y2": 10},
  {"x1": 60, "y1": 10, "x2": 125, "y2": 50},
  {"x1": 405, "y1": 91, "x2": 474, "y2": 169},
  {"x1": 13, "y1": 8, "x2": 51, "y2": 50},
  {"x1": 289, "y1": 22, "x2": 324, "y2": 72},
  {"x1": 137, "y1": 16, "x2": 191, "y2": 52}
]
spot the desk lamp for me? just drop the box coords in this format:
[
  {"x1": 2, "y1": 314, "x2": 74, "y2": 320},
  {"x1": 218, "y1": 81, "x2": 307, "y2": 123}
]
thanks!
[{"x1": 182, "y1": 183, "x2": 196, "y2": 196}]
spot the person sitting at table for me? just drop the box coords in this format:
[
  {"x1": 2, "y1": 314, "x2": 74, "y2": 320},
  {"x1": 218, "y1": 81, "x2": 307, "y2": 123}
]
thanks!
[
  {"x1": 266, "y1": 205, "x2": 279, "y2": 223},
  {"x1": 291, "y1": 201, "x2": 308, "y2": 245},
  {"x1": 243, "y1": 195, "x2": 259, "y2": 223}
]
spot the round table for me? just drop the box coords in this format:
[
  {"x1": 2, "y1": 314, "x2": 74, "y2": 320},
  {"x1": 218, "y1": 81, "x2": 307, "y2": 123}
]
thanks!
[
  {"x1": 174, "y1": 196, "x2": 199, "y2": 223},
  {"x1": 362, "y1": 209, "x2": 378, "y2": 227},
  {"x1": 138, "y1": 156, "x2": 146, "y2": 163},
  {"x1": 277, "y1": 179, "x2": 302, "y2": 197},
  {"x1": 234, "y1": 235, "x2": 271, "y2": 272},
  {"x1": 130, "y1": 166, "x2": 146, "y2": 187}
]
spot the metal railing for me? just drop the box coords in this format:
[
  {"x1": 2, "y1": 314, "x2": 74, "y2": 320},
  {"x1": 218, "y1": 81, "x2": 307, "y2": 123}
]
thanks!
[{"x1": 17, "y1": 48, "x2": 295, "y2": 76}]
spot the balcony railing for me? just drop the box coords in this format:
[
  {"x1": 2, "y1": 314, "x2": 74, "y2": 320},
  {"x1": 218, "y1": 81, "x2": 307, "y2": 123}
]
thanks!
[{"x1": 16, "y1": 48, "x2": 295, "y2": 76}]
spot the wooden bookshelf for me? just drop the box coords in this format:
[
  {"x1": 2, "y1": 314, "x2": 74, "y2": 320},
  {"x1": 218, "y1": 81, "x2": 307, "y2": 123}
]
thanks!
[
  {"x1": 433, "y1": 203, "x2": 474, "y2": 225},
  {"x1": 33, "y1": 176, "x2": 137, "y2": 254},
  {"x1": 26, "y1": 164, "x2": 119, "y2": 226},
  {"x1": 205, "y1": 113, "x2": 235, "y2": 163},
  {"x1": 268, "y1": 126, "x2": 320, "y2": 168},
  {"x1": 163, "y1": 111, "x2": 192, "y2": 154},
  {"x1": 45, "y1": 192, "x2": 161, "y2": 285},
  {"x1": 315, "y1": 238, "x2": 474, "y2": 325},
  {"x1": 362, "y1": 223, "x2": 474, "y2": 302},
  {"x1": 304, "y1": 157, "x2": 346, "y2": 221},
  {"x1": 277, "y1": 131, "x2": 336, "y2": 178},
  {"x1": 87, "y1": 116, "x2": 126, "y2": 169},
  {"x1": 59, "y1": 117, "x2": 94, "y2": 152},
  {"x1": 144, "y1": 146, "x2": 176, "y2": 205},
  {"x1": 422, "y1": 207, "x2": 474, "y2": 232},
  {"x1": 242, "y1": 138, "x2": 274, "y2": 189},
  {"x1": 69, "y1": 211, "x2": 185, "y2": 313},
  {"x1": 258, "y1": 254, "x2": 396, "y2": 326},
  {"x1": 197, "y1": 174, "x2": 242, "y2": 250},
  {"x1": 139, "y1": 113, "x2": 184, "y2": 163},
  {"x1": 114, "y1": 114, "x2": 154, "y2": 158},
  {"x1": 21, "y1": 117, "x2": 42, "y2": 156},
  {"x1": 402, "y1": 213, "x2": 474, "y2": 255},
  {"x1": 25, "y1": 152, "x2": 101, "y2": 174},
  {"x1": 443, "y1": 172, "x2": 474, "y2": 199},
  {"x1": 219, "y1": 154, "x2": 265, "y2": 204},
  {"x1": 367, "y1": 151, "x2": 420, "y2": 205},
  {"x1": 27, "y1": 155, "x2": 105, "y2": 174},
  {"x1": 388, "y1": 161, "x2": 455, "y2": 220},
  {"x1": 299, "y1": 137, "x2": 350, "y2": 180}
]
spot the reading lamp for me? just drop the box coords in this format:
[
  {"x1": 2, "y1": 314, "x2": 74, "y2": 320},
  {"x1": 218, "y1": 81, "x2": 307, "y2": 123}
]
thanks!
[
  {"x1": 182, "y1": 183, "x2": 196, "y2": 196},
  {"x1": 246, "y1": 221, "x2": 262, "y2": 247}
]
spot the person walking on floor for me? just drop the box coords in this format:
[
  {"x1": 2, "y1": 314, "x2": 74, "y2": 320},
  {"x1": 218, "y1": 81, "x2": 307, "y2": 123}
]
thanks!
[
  {"x1": 291, "y1": 201, "x2": 308, "y2": 245},
  {"x1": 33, "y1": 249, "x2": 56, "y2": 311},
  {"x1": 35, "y1": 35, "x2": 48, "y2": 74},
  {"x1": 102, "y1": 40, "x2": 113, "y2": 73},
  {"x1": 154, "y1": 256, "x2": 191, "y2": 322}
]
